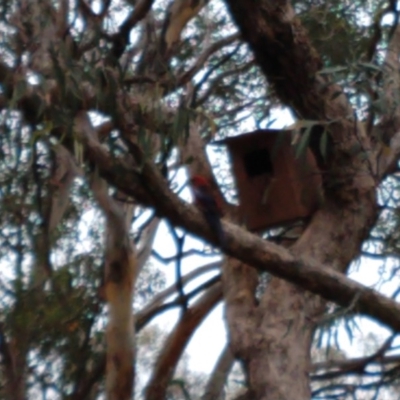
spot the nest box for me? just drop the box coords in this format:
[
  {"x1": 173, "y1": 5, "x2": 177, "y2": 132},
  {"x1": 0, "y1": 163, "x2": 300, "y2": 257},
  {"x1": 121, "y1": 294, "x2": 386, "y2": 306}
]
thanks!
[{"x1": 224, "y1": 129, "x2": 321, "y2": 231}]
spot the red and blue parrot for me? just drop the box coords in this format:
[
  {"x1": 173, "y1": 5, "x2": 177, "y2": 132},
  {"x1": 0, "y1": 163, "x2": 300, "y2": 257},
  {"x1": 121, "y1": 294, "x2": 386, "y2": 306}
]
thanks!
[{"x1": 189, "y1": 175, "x2": 226, "y2": 247}]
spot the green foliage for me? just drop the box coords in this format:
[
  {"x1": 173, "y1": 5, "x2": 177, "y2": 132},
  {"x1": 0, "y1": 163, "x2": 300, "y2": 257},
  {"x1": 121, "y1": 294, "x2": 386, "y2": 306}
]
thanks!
[
  {"x1": 299, "y1": 0, "x2": 379, "y2": 66},
  {"x1": 1, "y1": 0, "x2": 400, "y2": 399}
]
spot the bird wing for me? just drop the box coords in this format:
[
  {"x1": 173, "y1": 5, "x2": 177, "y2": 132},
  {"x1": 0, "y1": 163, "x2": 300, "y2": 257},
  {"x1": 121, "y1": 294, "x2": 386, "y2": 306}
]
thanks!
[{"x1": 192, "y1": 186, "x2": 222, "y2": 215}]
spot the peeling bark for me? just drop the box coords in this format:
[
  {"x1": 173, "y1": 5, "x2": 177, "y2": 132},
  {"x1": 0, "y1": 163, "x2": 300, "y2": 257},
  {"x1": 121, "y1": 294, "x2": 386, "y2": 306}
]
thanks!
[
  {"x1": 82, "y1": 113, "x2": 137, "y2": 400},
  {"x1": 93, "y1": 174, "x2": 137, "y2": 400},
  {"x1": 2, "y1": 0, "x2": 400, "y2": 398}
]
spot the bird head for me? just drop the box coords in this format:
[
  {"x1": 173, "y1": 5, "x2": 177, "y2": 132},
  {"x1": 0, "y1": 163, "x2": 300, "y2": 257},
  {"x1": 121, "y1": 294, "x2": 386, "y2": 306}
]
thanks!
[{"x1": 190, "y1": 175, "x2": 210, "y2": 188}]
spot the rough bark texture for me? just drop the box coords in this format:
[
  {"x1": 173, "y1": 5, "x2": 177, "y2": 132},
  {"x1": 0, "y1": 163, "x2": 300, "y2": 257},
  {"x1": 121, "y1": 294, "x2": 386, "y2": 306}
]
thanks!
[
  {"x1": 220, "y1": 1, "x2": 380, "y2": 398},
  {"x1": 3, "y1": 0, "x2": 400, "y2": 397},
  {"x1": 78, "y1": 122, "x2": 400, "y2": 331},
  {"x1": 181, "y1": 123, "x2": 264, "y2": 398}
]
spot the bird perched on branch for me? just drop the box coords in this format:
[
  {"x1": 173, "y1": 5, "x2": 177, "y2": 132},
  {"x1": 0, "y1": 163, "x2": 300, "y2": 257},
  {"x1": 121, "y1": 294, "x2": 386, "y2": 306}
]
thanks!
[{"x1": 189, "y1": 175, "x2": 226, "y2": 247}]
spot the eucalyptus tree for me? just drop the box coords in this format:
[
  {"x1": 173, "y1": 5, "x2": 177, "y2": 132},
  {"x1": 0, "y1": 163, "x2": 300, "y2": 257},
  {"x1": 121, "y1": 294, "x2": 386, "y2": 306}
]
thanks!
[{"x1": 1, "y1": 1, "x2": 400, "y2": 400}]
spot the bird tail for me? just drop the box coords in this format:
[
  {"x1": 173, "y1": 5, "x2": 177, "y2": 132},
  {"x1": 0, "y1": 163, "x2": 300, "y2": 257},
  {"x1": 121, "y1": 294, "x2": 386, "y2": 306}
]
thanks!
[{"x1": 204, "y1": 212, "x2": 226, "y2": 248}]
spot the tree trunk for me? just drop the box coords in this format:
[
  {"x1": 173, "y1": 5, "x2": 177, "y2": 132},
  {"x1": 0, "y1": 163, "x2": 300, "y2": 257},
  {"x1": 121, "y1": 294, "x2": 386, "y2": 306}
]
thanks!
[
  {"x1": 220, "y1": 1, "x2": 379, "y2": 398},
  {"x1": 245, "y1": 282, "x2": 319, "y2": 399}
]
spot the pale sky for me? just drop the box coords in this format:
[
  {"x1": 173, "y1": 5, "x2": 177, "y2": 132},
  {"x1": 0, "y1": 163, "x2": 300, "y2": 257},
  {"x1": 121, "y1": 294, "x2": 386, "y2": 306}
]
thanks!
[{"x1": 149, "y1": 107, "x2": 399, "y2": 376}]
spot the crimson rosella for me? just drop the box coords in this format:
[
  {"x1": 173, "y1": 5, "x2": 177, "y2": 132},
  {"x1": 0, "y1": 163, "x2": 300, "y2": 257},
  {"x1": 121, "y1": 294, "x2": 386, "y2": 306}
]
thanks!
[{"x1": 190, "y1": 175, "x2": 226, "y2": 247}]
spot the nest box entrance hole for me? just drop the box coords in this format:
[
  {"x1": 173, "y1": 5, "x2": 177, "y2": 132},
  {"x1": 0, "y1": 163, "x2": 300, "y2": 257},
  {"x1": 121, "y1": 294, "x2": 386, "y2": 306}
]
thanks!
[{"x1": 243, "y1": 148, "x2": 274, "y2": 178}]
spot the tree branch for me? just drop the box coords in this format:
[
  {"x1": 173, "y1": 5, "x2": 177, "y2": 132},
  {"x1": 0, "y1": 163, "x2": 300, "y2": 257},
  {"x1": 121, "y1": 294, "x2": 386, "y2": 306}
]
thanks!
[
  {"x1": 312, "y1": 336, "x2": 395, "y2": 381},
  {"x1": 76, "y1": 119, "x2": 400, "y2": 332},
  {"x1": 375, "y1": 24, "x2": 400, "y2": 176},
  {"x1": 136, "y1": 275, "x2": 221, "y2": 330},
  {"x1": 139, "y1": 263, "x2": 220, "y2": 319},
  {"x1": 144, "y1": 283, "x2": 222, "y2": 400},
  {"x1": 176, "y1": 33, "x2": 240, "y2": 88},
  {"x1": 202, "y1": 345, "x2": 235, "y2": 400}
]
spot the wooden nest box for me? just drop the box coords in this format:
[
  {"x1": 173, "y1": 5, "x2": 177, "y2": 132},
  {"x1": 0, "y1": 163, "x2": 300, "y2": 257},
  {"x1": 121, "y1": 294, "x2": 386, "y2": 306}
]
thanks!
[{"x1": 223, "y1": 129, "x2": 321, "y2": 231}]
